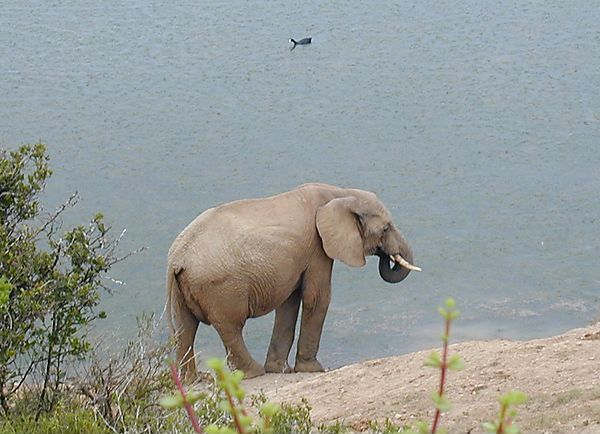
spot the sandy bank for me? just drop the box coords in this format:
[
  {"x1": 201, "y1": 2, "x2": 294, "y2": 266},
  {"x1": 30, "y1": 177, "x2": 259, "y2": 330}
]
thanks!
[{"x1": 244, "y1": 324, "x2": 600, "y2": 433}]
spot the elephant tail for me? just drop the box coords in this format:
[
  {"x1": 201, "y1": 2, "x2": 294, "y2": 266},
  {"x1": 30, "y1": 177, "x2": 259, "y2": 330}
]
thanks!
[{"x1": 165, "y1": 265, "x2": 181, "y2": 337}]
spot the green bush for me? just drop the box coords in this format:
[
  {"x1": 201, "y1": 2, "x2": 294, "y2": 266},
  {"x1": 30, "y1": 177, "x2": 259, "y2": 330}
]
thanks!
[
  {"x1": 252, "y1": 393, "x2": 312, "y2": 434},
  {"x1": 0, "y1": 144, "x2": 127, "y2": 416},
  {"x1": 0, "y1": 407, "x2": 110, "y2": 434},
  {"x1": 76, "y1": 313, "x2": 183, "y2": 433}
]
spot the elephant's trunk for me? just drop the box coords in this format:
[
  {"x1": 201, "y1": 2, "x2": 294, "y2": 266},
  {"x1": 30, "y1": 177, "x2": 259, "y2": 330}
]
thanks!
[{"x1": 377, "y1": 249, "x2": 414, "y2": 284}]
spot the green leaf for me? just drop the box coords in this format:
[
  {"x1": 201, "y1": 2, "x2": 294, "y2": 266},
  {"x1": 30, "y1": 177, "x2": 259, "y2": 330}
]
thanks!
[
  {"x1": 505, "y1": 426, "x2": 521, "y2": 434},
  {"x1": 481, "y1": 421, "x2": 497, "y2": 432},
  {"x1": 260, "y1": 402, "x2": 280, "y2": 418},
  {"x1": 445, "y1": 298, "x2": 456, "y2": 310},
  {"x1": 231, "y1": 369, "x2": 245, "y2": 384},
  {"x1": 235, "y1": 388, "x2": 246, "y2": 402},
  {"x1": 0, "y1": 276, "x2": 12, "y2": 307},
  {"x1": 424, "y1": 351, "x2": 442, "y2": 368},
  {"x1": 187, "y1": 390, "x2": 203, "y2": 404},
  {"x1": 206, "y1": 426, "x2": 236, "y2": 434},
  {"x1": 448, "y1": 309, "x2": 460, "y2": 320},
  {"x1": 159, "y1": 393, "x2": 184, "y2": 409},
  {"x1": 431, "y1": 392, "x2": 452, "y2": 412},
  {"x1": 207, "y1": 358, "x2": 225, "y2": 371},
  {"x1": 205, "y1": 426, "x2": 220, "y2": 434},
  {"x1": 498, "y1": 390, "x2": 528, "y2": 406},
  {"x1": 238, "y1": 414, "x2": 253, "y2": 427},
  {"x1": 447, "y1": 354, "x2": 464, "y2": 371},
  {"x1": 413, "y1": 421, "x2": 430, "y2": 434},
  {"x1": 218, "y1": 400, "x2": 231, "y2": 413}
]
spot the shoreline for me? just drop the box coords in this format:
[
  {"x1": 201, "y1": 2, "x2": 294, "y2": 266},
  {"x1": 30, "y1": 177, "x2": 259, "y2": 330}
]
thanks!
[{"x1": 244, "y1": 324, "x2": 600, "y2": 433}]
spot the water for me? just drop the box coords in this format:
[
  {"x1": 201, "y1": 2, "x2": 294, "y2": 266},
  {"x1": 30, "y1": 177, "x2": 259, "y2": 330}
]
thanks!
[{"x1": 1, "y1": 1, "x2": 599, "y2": 369}]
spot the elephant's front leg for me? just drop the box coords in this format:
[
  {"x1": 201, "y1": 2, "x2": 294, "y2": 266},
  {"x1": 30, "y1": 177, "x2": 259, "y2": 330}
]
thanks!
[
  {"x1": 265, "y1": 288, "x2": 301, "y2": 373},
  {"x1": 295, "y1": 256, "x2": 333, "y2": 373}
]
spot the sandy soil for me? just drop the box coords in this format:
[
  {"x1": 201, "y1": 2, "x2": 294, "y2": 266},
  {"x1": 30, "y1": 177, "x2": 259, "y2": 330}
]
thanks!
[{"x1": 244, "y1": 324, "x2": 600, "y2": 433}]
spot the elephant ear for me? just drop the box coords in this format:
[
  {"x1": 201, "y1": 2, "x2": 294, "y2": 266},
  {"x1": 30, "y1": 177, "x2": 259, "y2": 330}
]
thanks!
[{"x1": 316, "y1": 197, "x2": 366, "y2": 267}]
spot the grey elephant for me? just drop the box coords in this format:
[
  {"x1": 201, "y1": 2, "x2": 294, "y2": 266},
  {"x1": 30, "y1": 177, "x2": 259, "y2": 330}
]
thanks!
[{"x1": 166, "y1": 183, "x2": 420, "y2": 380}]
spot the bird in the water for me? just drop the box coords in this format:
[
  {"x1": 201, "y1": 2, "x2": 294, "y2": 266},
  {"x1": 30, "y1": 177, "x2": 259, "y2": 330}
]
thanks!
[{"x1": 289, "y1": 37, "x2": 311, "y2": 50}]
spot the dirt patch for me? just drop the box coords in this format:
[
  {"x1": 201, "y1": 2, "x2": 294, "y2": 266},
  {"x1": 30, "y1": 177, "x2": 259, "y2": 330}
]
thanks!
[{"x1": 244, "y1": 324, "x2": 600, "y2": 433}]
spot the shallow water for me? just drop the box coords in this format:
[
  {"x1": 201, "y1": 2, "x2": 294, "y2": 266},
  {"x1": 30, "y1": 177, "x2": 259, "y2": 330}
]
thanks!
[{"x1": 1, "y1": 1, "x2": 599, "y2": 368}]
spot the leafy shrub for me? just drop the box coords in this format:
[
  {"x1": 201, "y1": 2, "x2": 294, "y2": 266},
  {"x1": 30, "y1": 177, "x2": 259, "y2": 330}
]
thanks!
[
  {"x1": 76, "y1": 313, "x2": 178, "y2": 433},
  {"x1": 0, "y1": 144, "x2": 129, "y2": 415},
  {"x1": 482, "y1": 390, "x2": 528, "y2": 434},
  {"x1": 161, "y1": 358, "x2": 281, "y2": 434},
  {"x1": 0, "y1": 407, "x2": 111, "y2": 434},
  {"x1": 253, "y1": 393, "x2": 312, "y2": 434},
  {"x1": 317, "y1": 420, "x2": 348, "y2": 433}
]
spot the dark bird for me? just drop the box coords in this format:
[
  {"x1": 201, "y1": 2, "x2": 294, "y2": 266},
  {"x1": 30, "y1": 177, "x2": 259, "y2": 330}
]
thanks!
[{"x1": 289, "y1": 37, "x2": 311, "y2": 50}]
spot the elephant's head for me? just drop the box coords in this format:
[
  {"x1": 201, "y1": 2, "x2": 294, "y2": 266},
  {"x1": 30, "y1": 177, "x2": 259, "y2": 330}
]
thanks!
[{"x1": 316, "y1": 190, "x2": 420, "y2": 283}]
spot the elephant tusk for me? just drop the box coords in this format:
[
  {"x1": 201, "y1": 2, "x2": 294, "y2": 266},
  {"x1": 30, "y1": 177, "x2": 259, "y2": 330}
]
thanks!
[{"x1": 393, "y1": 254, "x2": 422, "y2": 272}]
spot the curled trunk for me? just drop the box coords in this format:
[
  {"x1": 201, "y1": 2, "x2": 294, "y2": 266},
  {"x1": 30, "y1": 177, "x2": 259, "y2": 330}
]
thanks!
[{"x1": 377, "y1": 250, "x2": 413, "y2": 283}]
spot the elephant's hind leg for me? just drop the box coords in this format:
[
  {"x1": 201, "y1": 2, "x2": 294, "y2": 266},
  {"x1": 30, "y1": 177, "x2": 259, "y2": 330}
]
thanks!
[
  {"x1": 213, "y1": 321, "x2": 266, "y2": 379},
  {"x1": 174, "y1": 302, "x2": 200, "y2": 383},
  {"x1": 295, "y1": 256, "x2": 333, "y2": 373},
  {"x1": 265, "y1": 288, "x2": 301, "y2": 373}
]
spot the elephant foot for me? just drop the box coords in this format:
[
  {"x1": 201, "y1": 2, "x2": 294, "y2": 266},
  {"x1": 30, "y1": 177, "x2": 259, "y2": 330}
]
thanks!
[
  {"x1": 240, "y1": 362, "x2": 266, "y2": 379},
  {"x1": 264, "y1": 359, "x2": 293, "y2": 374},
  {"x1": 183, "y1": 368, "x2": 198, "y2": 384},
  {"x1": 294, "y1": 358, "x2": 324, "y2": 373}
]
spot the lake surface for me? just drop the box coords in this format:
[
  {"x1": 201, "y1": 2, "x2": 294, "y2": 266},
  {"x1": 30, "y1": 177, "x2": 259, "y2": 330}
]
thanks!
[{"x1": 2, "y1": 1, "x2": 599, "y2": 369}]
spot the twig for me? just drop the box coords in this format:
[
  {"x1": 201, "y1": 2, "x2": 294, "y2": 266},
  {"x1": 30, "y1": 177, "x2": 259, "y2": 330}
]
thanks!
[
  {"x1": 496, "y1": 402, "x2": 510, "y2": 434},
  {"x1": 34, "y1": 192, "x2": 79, "y2": 238},
  {"x1": 213, "y1": 367, "x2": 247, "y2": 433},
  {"x1": 431, "y1": 313, "x2": 452, "y2": 434},
  {"x1": 169, "y1": 362, "x2": 203, "y2": 434}
]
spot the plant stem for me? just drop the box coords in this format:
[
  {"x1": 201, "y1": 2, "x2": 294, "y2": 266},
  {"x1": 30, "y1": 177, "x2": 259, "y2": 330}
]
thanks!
[
  {"x1": 215, "y1": 369, "x2": 246, "y2": 434},
  {"x1": 0, "y1": 392, "x2": 8, "y2": 415},
  {"x1": 496, "y1": 403, "x2": 507, "y2": 434},
  {"x1": 37, "y1": 311, "x2": 57, "y2": 419},
  {"x1": 431, "y1": 315, "x2": 451, "y2": 434},
  {"x1": 169, "y1": 362, "x2": 203, "y2": 434}
]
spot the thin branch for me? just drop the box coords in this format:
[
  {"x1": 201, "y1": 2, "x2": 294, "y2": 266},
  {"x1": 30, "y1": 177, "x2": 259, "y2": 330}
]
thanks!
[
  {"x1": 169, "y1": 362, "x2": 203, "y2": 433},
  {"x1": 93, "y1": 405, "x2": 120, "y2": 434},
  {"x1": 9, "y1": 359, "x2": 37, "y2": 396},
  {"x1": 34, "y1": 192, "x2": 79, "y2": 238},
  {"x1": 431, "y1": 315, "x2": 452, "y2": 434},
  {"x1": 212, "y1": 364, "x2": 246, "y2": 434}
]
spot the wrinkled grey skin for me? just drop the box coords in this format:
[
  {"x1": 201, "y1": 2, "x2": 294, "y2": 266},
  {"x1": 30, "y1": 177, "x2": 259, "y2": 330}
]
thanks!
[{"x1": 166, "y1": 183, "x2": 416, "y2": 380}]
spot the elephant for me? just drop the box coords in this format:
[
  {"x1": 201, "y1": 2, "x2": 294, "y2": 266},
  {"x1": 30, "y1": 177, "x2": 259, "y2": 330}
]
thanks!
[{"x1": 166, "y1": 183, "x2": 420, "y2": 380}]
